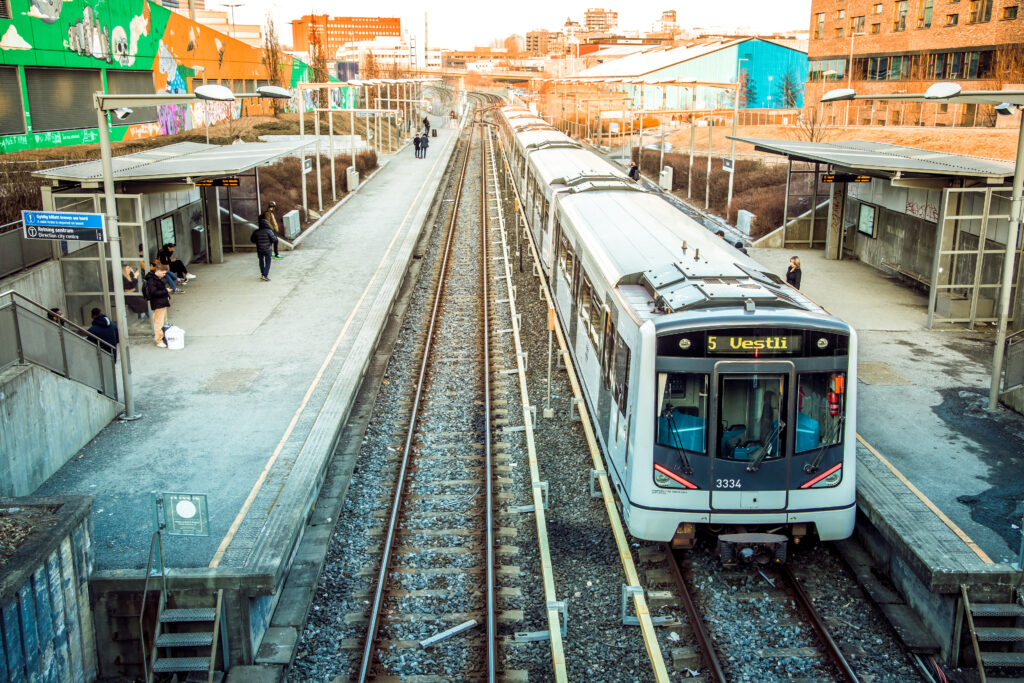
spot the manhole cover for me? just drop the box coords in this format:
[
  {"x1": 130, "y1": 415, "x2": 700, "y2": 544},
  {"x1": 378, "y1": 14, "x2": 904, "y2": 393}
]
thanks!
[
  {"x1": 201, "y1": 368, "x2": 262, "y2": 393},
  {"x1": 858, "y1": 361, "x2": 912, "y2": 385}
]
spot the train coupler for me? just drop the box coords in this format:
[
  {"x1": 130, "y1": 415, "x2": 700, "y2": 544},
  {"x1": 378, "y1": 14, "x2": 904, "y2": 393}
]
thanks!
[{"x1": 717, "y1": 532, "x2": 788, "y2": 566}]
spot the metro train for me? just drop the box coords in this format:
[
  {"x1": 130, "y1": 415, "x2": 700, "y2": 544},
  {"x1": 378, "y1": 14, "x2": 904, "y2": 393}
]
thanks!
[{"x1": 494, "y1": 105, "x2": 857, "y2": 559}]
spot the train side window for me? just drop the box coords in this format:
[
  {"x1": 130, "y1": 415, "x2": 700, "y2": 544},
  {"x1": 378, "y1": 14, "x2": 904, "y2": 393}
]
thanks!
[
  {"x1": 558, "y1": 235, "x2": 575, "y2": 288},
  {"x1": 588, "y1": 290, "x2": 603, "y2": 349},
  {"x1": 602, "y1": 315, "x2": 615, "y2": 387},
  {"x1": 656, "y1": 373, "x2": 707, "y2": 452},
  {"x1": 578, "y1": 275, "x2": 601, "y2": 348},
  {"x1": 795, "y1": 373, "x2": 846, "y2": 453},
  {"x1": 613, "y1": 332, "x2": 630, "y2": 414}
]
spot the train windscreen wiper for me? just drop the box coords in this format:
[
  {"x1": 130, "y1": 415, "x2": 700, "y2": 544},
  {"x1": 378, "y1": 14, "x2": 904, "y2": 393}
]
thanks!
[
  {"x1": 666, "y1": 414, "x2": 696, "y2": 474},
  {"x1": 804, "y1": 417, "x2": 843, "y2": 474},
  {"x1": 745, "y1": 421, "x2": 784, "y2": 473}
]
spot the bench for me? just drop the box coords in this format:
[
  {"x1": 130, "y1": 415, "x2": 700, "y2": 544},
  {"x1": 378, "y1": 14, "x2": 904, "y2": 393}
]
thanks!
[{"x1": 881, "y1": 261, "x2": 931, "y2": 290}]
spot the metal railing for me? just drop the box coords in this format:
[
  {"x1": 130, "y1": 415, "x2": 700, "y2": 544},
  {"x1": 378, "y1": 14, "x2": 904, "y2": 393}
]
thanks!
[
  {"x1": 0, "y1": 222, "x2": 54, "y2": 279},
  {"x1": 139, "y1": 530, "x2": 167, "y2": 683},
  {"x1": 0, "y1": 290, "x2": 118, "y2": 400},
  {"x1": 1004, "y1": 329, "x2": 1024, "y2": 394}
]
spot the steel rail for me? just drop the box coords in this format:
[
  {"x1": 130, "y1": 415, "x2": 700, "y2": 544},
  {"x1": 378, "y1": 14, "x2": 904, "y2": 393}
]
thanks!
[
  {"x1": 780, "y1": 565, "x2": 860, "y2": 683},
  {"x1": 480, "y1": 118, "x2": 498, "y2": 683},
  {"x1": 356, "y1": 120, "x2": 478, "y2": 683},
  {"x1": 494, "y1": 128, "x2": 670, "y2": 683},
  {"x1": 663, "y1": 546, "x2": 727, "y2": 683},
  {"x1": 485, "y1": 121, "x2": 569, "y2": 681}
]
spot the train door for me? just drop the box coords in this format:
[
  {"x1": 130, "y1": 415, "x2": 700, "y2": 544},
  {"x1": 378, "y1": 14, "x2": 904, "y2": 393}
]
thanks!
[
  {"x1": 575, "y1": 272, "x2": 603, "y2": 401},
  {"x1": 709, "y1": 362, "x2": 793, "y2": 512}
]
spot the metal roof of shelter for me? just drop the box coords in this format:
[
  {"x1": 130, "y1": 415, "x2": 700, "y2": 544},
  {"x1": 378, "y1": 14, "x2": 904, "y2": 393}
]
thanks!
[
  {"x1": 729, "y1": 137, "x2": 1015, "y2": 180},
  {"x1": 34, "y1": 140, "x2": 311, "y2": 184}
]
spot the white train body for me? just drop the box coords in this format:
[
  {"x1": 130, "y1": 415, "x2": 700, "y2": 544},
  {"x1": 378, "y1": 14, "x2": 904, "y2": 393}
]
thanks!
[{"x1": 496, "y1": 106, "x2": 857, "y2": 545}]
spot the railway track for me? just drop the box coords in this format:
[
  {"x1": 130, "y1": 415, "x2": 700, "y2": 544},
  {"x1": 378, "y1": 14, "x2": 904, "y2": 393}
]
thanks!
[
  {"x1": 355, "y1": 117, "x2": 498, "y2": 681},
  {"x1": 664, "y1": 544, "x2": 859, "y2": 682}
]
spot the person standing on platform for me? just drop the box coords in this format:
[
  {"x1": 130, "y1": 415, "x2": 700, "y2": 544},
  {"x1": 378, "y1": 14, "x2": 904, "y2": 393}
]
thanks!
[
  {"x1": 87, "y1": 307, "x2": 119, "y2": 361},
  {"x1": 265, "y1": 201, "x2": 283, "y2": 260},
  {"x1": 143, "y1": 264, "x2": 171, "y2": 348},
  {"x1": 251, "y1": 210, "x2": 279, "y2": 281},
  {"x1": 423, "y1": 116, "x2": 430, "y2": 134},
  {"x1": 420, "y1": 132, "x2": 429, "y2": 158},
  {"x1": 413, "y1": 133, "x2": 422, "y2": 158},
  {"x1": 449, "y1": 110, "x2": 456, "y2": 127},
  {"x1": 786, "y1": 256, "x2": 802, "y2": 289}
]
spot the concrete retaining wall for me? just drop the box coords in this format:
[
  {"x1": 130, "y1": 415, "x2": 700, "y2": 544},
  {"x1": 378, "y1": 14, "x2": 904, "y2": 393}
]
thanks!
[
  {"x1": 0, "y1": 364, "x2": 122, "y2": 496},
  {"x1": 0, "y1": 260, "x2": 64, "y2": 314},
  {"x1": 0, "y1": 496, "x2": 96, "y2": 682}
]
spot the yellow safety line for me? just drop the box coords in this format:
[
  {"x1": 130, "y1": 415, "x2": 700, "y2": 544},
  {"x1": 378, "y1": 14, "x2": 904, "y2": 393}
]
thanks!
[
  {"x1": 856, "y1": 434, "x2": 993, "y2": 564},
  {"x1": 486, "y1": 131, "x2": 568, "y2": 681},
  {"x1": 209, "y1": 139, "x2": 454, "y2": 568},
  {"x1": 497, "y1": 139, "x2": 670, "y2": 682}
]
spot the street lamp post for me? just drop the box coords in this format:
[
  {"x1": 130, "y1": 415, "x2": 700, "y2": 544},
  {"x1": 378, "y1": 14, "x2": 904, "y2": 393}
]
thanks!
[
  {"x1": 93, "y1": 85, "x2": 291, "y2": 420},
  {"x1": 727, "y1": 57, "x2": 749, "y2": 223},
  {"x1": 845, "y1": 32, "x2": 866, "y2": 126}
]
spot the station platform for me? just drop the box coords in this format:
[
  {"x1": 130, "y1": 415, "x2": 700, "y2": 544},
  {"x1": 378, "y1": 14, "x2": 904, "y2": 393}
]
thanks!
[{"x1": 34, "y1": 117, "x2": 459, "y2": 576}]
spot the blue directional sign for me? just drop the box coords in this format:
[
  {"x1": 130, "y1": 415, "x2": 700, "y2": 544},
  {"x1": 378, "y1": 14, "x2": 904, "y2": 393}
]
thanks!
[{"x1": 22, "y1": 210, "x2": 106, "y2": 242}]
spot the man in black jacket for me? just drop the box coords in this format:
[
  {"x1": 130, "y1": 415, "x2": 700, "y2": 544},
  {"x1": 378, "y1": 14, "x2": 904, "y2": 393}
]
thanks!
[
  {"x1": 251, "y1": 211, "x2": 279, "y2": 281},
  {"x1": 143, "y1": 264, "x2": 172, "y2": 347},
  {"x1": 87, "y1": 308, "x2": 120, "y2": 361}
]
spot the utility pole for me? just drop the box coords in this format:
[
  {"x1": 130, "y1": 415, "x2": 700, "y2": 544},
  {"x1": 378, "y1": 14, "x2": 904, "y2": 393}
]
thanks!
[
  {"x1": 727, "y1": 58, "x2": 748, "y2": 223},
  {"x1": 223, "y1": 3, "x2": 241, "y2": 39}
]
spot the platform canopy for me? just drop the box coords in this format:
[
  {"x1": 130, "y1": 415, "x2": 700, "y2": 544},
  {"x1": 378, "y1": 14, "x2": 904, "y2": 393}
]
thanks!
[
  {"x1": 729, "y1": 137, "x2": 1014, "y2": 180},
  {"x1": 33, "y1": 140, "x2": 311, "y2": 185}
]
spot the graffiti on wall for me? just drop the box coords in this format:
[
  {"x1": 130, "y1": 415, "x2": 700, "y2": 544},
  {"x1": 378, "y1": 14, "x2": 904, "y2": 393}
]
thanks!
[{"x1": 0, "y1": 0, "x2": 318, "y2": 151}]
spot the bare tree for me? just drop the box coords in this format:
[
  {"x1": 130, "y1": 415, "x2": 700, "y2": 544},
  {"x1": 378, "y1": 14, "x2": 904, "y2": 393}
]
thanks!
[
  {"x1": 741, "y1": 69, "x2": 757, "y2": 108},
  {"x1": 262, "y1": 13, "x2": 284, "y2": 115},
  {"x1": 308, "y1": 23, "x2": 329, "y2": 108},
  {"x1": 780, "y1": 69, "x2": 800, "y2": 109},
  {"x1": 792, "y1": 106, "x2": 833, "y2": 143}
]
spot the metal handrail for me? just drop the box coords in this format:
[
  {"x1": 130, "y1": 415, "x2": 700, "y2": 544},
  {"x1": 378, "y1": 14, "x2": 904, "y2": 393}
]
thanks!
[
  {"x1": 1004, "y1": 328, "x2": 1024, "y2": 393},
  {"x1": 139, "y1": 530, "x2": 167, "y2": 683},
  {"x1": 0, "y1": 289, "x2": 117, "y2": 399}
]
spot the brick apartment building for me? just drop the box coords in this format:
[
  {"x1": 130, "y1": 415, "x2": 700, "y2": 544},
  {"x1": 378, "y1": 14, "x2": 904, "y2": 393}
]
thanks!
[
  {"x1": 807, "y1": 0, "x2": 1023, "y2": 127},
  {"x1": 526, "y1": 29, "x2": 567, "y2": 55},
  {"x1": 291, "y1": 15, "x2": 401, "y2": 55},
  {"x1": 584, "y1": 8, "x2": 619, "y2": 32}
]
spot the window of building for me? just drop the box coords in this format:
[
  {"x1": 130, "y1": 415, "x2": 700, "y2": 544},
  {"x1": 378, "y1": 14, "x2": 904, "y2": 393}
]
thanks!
[
  {"x1": 836, "y1": 8, "x2": 846, "y2": 19},
  {"x1": 815, "y1": 12, "x2": 825, "y2": 38},
  {"x1": 968, "y1": 0, "x2": 993, "y2": 22},
  {"x1": 0, "y1": 66, "x2": 25, "y2": 135},
  {"x1": 893, "y1": 0, "x2": 908, "y2": 30},
  {"x1": 106, "y1": 70, "x2": 158, "y2": 125},
  {"x1": 1002, "y1": 5, "x2": 1018, "y2": 19},
  {"x1": 946, "y1": 13, "x2": 959, "y2": 25},
  {"x1": 24, "y1": 67, "x2": 102, "y2": 133},
  {"x1": 874, "y1": 3, "x2": 883, "y2": 13},
  {"x1": 835, "y1": 26, "x2": 845, "y2": 36},
  {"x1": 0, "y1": 0, "x2": 10, "y2": 19},
  {"x1": 918, "y1": 0, "x2": 933, "y2": 26},
  {"x1": 851, "y1": 15, "x2": 866, "y2": 32},
  {"x1": 871, "y1": 21, "x2": 882, "y2": 32}
]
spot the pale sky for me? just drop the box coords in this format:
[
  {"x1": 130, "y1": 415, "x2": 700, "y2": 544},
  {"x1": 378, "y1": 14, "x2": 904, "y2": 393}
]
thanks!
[{"x1": 220, "y1": 1, "x2": 812, "y2": 51}]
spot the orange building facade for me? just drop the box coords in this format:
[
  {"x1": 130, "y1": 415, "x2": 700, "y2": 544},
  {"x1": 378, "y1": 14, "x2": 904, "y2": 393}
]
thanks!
[
  {"x1": 806, "y1": 0, "x2": 1023, "y2": 127},
  {"x1": 291, "y1": 15, "x2": 401, "y2": 55}
]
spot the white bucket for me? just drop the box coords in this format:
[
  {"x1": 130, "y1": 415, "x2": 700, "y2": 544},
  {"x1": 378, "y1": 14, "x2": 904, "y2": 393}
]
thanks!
[{"x1": 165, "y1": 325, "x2": 185, "y2": 350}]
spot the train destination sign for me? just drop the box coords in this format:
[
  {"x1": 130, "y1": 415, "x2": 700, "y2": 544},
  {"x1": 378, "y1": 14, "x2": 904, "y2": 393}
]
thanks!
[
  {"x1": 706, "y1": 334, "x2": 803, "y2": 356},
  {"x1": 22, "y1": 210, "x2": 105, "y2": 242}
]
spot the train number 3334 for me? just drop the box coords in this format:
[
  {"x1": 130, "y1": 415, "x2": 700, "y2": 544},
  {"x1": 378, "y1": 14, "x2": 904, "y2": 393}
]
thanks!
[{"x1": 716, "y1": 479, "x2": 743, "y2": 489}]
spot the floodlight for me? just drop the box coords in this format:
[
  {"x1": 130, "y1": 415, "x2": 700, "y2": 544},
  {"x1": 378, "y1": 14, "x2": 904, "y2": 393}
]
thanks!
[
  {"x1": 821, "y1": 88, "x2": 857, "y2": 103},
  {"x1": 113, "y1": 108, "x2": 133, "y2": 120},
  {"x1": 995, "y1": 102, "x2": 1018, "y2": 116},
  {"x1": 194, "y1": 84, "x2": 235, "y2": 102},
  {"x1": 257, "y1": 85, "x2": 292, "y2": 99},
  {"x1": 924, "y1": 82, "x2": 962, "y2": 99}
]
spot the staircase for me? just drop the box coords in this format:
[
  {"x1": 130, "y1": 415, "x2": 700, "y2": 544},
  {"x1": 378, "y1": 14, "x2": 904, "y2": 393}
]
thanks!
[
  {"x1": 962, "y1": 585, "x2": 1024, "y2": 682},
  {"x1": 140, "y1": 532, "x2": 225, "y2": 682}
]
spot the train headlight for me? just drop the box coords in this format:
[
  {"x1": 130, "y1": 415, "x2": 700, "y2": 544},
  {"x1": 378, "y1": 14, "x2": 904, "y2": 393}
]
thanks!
[
  {"x1": 817, "y1": 337, "x2": 829, "y2": 349},
  {"x1": 802, "y1": 463, "x2": 843, "y2": 489},
  {"x1": 678, "y1": 338, "x2": 692, "y2": 350}
]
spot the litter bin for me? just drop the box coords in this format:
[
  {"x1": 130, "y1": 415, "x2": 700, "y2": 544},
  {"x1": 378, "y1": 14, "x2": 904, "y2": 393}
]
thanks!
[
  {"x1": 431, "y1": 129, "x2": 437, "y2": 137},
  {"x1": 165, "y1": 325, "x2": 185, "y2": 350}
]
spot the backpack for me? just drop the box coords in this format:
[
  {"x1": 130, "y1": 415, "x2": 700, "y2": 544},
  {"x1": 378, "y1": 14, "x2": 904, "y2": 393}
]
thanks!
[{"x1": 141, "y1": 276, "x2": 152, "y2": 301}]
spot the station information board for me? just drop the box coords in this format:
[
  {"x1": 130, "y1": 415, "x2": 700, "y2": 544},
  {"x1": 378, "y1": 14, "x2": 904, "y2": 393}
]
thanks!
[{"x1": 22, "y1": 210, "x2": 105, "y2": 242}]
